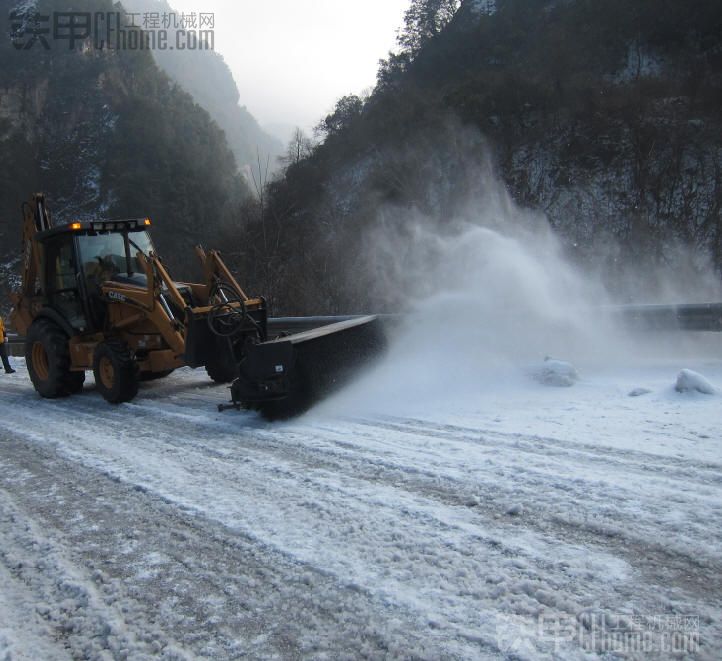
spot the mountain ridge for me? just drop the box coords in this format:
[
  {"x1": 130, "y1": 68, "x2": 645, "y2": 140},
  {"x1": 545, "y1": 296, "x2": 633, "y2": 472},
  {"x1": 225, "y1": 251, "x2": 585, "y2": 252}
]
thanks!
[{"x1": 233, "y1": 0, "x2": 722, "y2": 314}]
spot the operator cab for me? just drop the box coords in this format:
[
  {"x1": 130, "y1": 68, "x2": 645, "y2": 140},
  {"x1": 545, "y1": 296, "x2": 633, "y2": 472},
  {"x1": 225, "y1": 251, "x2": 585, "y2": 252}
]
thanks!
[
  {"x1": 35, "y1": 218, "x2": 155, "y2": 333},
  {"x1": 78, "y1": 229, "x2": 154, "y2": 291}
]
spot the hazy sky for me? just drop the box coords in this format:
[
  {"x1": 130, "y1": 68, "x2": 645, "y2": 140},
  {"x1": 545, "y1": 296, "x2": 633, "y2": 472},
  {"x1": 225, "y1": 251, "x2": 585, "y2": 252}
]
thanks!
[{"x1": 168, "y1": 0, "x2": 410, "y2": 138}]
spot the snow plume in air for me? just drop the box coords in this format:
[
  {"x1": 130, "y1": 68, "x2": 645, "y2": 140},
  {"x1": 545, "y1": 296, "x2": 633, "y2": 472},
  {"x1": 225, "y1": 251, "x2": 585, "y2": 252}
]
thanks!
[
  {"x1": 316, "y1": 163, "x2": 625, "y2": 416},
  {"x1": 311, "y1": 122, "x2": 721, "y2": 418}
]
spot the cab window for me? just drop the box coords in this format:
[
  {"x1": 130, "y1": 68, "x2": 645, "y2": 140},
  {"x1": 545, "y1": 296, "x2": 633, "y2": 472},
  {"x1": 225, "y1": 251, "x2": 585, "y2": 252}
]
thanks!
[
  {"x1": 44, "y1": 235, "x2": 86, "y2": 330},
  {"x1": 78, "y1": 231, "x2": 154, "y2": 292}
]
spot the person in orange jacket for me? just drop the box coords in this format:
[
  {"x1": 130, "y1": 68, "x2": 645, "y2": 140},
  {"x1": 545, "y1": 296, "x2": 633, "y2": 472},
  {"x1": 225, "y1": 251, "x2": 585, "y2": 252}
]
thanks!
[{"x1": 0, "y1": 314, "x2": 16, "y2": 374}]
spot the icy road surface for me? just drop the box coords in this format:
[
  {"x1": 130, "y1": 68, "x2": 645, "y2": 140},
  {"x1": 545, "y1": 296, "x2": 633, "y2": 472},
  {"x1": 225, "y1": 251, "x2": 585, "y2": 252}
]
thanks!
[{"x1": 0, "y1": 358, "x2": 721, "y2": 659}]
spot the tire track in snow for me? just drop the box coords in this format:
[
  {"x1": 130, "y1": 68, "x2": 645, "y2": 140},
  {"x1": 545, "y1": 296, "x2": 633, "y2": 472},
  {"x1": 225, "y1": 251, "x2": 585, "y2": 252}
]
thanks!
[
  {"x1": 0, "y1": 433, "x2": 467, "y2": 660},
  {"x1": 6, "y1": 381, "x2": 719, "y2": 578},
  {"x1": 289, "y1": 419, "x2": 722, "y2": 600},
  {"x1": 2, "y1": 382, "x2": 526, "y2": 657},
  {"x1": 1, "y1": 366, "x2": 721, "y2": 658},
  {"x1": 0, "y1": 483, "x2": 184, "y2": 660},
  {"x1": 3, "y1": 376, "x2": 721, "y2": 591},
  {"x1": 356, "y1": 416, "x2": 722, "y2": 485},
  {"x1": 0, "y1": 396, "x2": 596, "y2": 658}
]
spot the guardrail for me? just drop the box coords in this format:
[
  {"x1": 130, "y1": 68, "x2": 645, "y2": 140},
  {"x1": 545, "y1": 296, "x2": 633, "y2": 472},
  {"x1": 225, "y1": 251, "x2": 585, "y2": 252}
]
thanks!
[
  {"x1": 5, "y1": 304, "x2": 722, "y2": 357},
  {"x1": 611, "y1": 303, "x2": 722, "y2": 332},
  {"x1": 5, "y1": 333, "x2": 24, "y2": 357}
]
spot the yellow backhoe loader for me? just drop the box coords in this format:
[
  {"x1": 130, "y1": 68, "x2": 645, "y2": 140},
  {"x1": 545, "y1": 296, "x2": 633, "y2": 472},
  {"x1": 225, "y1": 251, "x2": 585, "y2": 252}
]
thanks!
[{"x1": 10, "y1": 193, "x2": 385, "y2": 417}]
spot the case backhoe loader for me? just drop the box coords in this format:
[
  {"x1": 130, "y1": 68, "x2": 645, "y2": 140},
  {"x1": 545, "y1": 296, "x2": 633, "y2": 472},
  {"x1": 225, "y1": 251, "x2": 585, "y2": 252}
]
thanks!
[{"x1": 10, "y1": 194, "x2": 385, "y2": 417}]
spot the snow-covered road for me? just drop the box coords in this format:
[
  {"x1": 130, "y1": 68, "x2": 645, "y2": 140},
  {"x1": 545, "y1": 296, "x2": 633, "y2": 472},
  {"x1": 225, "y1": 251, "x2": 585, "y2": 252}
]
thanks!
[{"x1": 0, "y1": 357, "x2": 720, "y2": 659}]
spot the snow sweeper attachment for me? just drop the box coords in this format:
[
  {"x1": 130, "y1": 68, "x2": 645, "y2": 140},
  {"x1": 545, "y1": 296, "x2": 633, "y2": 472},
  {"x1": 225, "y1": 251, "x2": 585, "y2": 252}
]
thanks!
[{"x1": 220, "y1": 315, "x2": 388, "y2": 419}]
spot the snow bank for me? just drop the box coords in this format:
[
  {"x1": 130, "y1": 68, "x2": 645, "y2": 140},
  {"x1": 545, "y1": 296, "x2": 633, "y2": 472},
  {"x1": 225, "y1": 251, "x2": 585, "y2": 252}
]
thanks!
[{"x1": 675, "y1": 368, "x2": 716, "y2": 395}]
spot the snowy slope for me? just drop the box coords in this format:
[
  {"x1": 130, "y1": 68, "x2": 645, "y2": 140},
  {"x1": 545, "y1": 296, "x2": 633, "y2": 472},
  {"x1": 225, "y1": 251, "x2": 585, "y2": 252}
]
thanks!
[{"x1": 0, "y1": 355, "x2": 720, "y2": 659}]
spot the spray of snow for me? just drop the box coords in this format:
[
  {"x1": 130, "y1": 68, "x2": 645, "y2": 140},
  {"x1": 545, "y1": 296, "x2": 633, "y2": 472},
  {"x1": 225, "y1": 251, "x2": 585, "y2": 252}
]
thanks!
[
  {"x1": 312, "y1": 158, "x2": 722, "y2": 418},
  {"x1": 314, "y1": 174, "x2": 629, "y2": 416}
]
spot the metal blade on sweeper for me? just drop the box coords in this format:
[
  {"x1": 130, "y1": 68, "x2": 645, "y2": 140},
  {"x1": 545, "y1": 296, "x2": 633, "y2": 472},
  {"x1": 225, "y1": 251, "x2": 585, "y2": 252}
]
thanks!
[{"x1": 230, "y1": 315, "x2": 388, "y2": 419}]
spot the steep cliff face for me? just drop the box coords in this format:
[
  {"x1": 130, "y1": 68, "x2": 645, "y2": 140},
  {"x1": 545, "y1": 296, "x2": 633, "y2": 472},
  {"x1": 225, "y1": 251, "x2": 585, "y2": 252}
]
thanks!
[
  {"x1": 440, "y1": 0, "x2": 722, "y2": 274},
  {"x1": 0, "y1": 0, "x2": 249, "y2": 302},
  {"x1": 251, "y1": 0, "x2": 722, "y2": 314}
]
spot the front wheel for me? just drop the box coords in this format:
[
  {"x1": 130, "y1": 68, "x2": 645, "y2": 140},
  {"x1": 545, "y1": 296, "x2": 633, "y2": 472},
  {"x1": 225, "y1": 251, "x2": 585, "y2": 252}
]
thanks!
[
  {"x1": 93, "y1": 341, "x2": 139, "y2": 403},
  {"x1": 205, "y1": 338, "x2": 238, "y2": 383}
]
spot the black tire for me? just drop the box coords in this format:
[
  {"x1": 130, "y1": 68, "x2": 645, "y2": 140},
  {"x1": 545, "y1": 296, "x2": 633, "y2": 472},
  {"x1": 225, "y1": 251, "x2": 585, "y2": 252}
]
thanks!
[
  {"x1": 25, "y1": 319, "x2": 84, "y2": 398},
  {"x1": 205, "y1": 344, "x2": 238, "y2": 383},
  {"x1": 139, "y1": 369, "x2": 174, "y2": 382},
  {"x1": 93, "y1": 341, "x2": 139, "y2": 404}
]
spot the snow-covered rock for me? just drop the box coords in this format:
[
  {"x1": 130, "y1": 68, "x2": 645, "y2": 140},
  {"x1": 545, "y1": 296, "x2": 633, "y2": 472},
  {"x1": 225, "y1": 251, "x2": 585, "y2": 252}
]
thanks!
[
  {"x1": 505, "y1": 503, "x2": 523, "y2": 516},
  {"x1": 533, "y1": 358, "x2": 579, "y2": 387},
  {"x1": 675, "y1": 369, "x2": 716, "y2": 395},
  {"x1": 628, "y1": 387, "x2": 652, "y2": 397}
]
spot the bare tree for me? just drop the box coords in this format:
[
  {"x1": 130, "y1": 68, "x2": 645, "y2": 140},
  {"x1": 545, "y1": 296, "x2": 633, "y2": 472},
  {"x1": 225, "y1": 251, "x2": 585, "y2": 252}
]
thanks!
[{"x1": 280, "y1": 128, "x2": 314, "y2": 168}]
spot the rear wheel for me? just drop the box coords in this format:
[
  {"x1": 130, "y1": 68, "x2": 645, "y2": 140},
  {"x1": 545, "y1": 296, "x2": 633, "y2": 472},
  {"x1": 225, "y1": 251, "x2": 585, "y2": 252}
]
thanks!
[
  {"x1": 93, "y1": 341, "x2": 139, "y2": 403},
  {"x1": 25, "y1": 319, "x2": 84, "y2": 398}
]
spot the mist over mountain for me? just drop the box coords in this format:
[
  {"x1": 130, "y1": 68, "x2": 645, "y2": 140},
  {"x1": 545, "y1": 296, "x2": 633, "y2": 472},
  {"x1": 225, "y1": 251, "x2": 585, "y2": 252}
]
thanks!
[
  {"x1": 0, "y1": 0, "x2": 251, "y2": 300},
  {"x1": 118, "y1": 0, "x2": 283, "y2": 177},
  {"x1": 232, "y1": 0, "x2": 722, "y2": 314}
]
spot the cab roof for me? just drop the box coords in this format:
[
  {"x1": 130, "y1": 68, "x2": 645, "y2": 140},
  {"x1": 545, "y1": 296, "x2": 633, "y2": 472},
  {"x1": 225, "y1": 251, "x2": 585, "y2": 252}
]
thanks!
[{"x1": 36, "y1": 218, "x2": 152, "y2": 243}]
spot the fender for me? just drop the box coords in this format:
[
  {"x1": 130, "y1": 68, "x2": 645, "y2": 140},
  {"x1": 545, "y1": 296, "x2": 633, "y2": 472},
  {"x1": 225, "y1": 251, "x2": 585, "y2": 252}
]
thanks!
[{"x1": 35, "y1": 306, "x2": 75, "y2": 338}]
